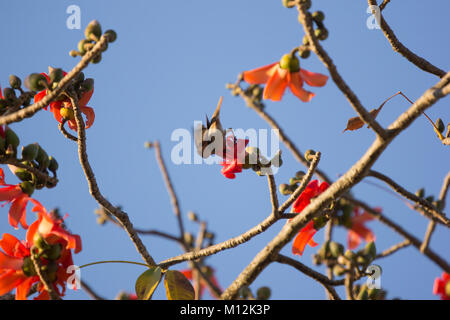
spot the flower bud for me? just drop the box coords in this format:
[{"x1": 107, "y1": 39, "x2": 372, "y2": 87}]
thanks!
[
  {"x1": 9, "y1": 75, "x2": 21, "y2": 89},
  {"x1": 415, "y1": 188, "x2": 425, "y2": 198},
  {"x1": 85, "y1": 20, "x2": 102, "y2": 41},
  {"x1": 256, "y1": 287, "x2": 271, "y2": 300},
  {"x1": 299, "y1": 48, "x2": 310, "y2": 59},
  {"x1": 312, "y1": 11, "x2": 325, "y2": 22},
  {"x1": 315, "y1": 28, "x2": 329, "y2": 41},
  {"x1": 356, "y1": 254, "x2": 367, "y2": 265},
  {"x1": 344, "y1": 249, "x2": 356, "y2": 261},
  {"x1": 48, "y1": 156, "x2": 59, "y2": 172},
  {"x1": 363, "y1": 241, "x2": 376, "y2": 261},
  {"x1": 435, "y1": 118, "x2": 445, "y2": 133},
  {"x1": 279, "y1": 54, "x2": 300, "y2": 72},
  {"x1": 20, "y1": 181, "x2": 35, "y2": 196},
  {"x1": 49, "y1": 68, "x2": 64, "y2": 84},
  {"x1": 5, "y1": 128, "x2": 20, "y2": 149},
  {"x1": 25, "y1": 73, "x2": 48, "y2": 92},
  {"x1": 279, "y1": 183, "x2": 291, "y2": 195},
  {"x1": 14, "y1": 168, "x2": 32, "y2": 182},
  {"x1": 104, "y1": 29, "x2": 117, "y2": 42},
  {"x1": 42, "y1": 243, "x2": 62, "y2": 261},
  {"x1": 333, "y1": 264, "x2": 345, "y2": 276},
  {"x1": 329, "y1": 241, "x2": 344, "y2": 258},
  {"x1": 36, "y1": 145, "x2": 49, "y2": 170},
  {"x1": 81, "y1": 78, "x2": 94, "y2": 92},
  {"x1": 270, "y1": 150, "x2": 283, "y2": 168},
  {"x1": 304, "y1": 149, "x2": 316, "y2": 161},
  {"x1": 239, "y1": 286, "x2": 252, "y2": 299},
  {"x1": 60, "y1": 107, "x2": 75, "y2": 121},
  {"x1": 313, "y1": 216, "x2": 326, "y2": 229},
  {"x1": 302, "y1": 36, "x2": 310, "y2": 46},
  {"x1": 69, "y1": 50, "x2": 79, "y2": 57},
  {"x1": 92, "y1": 53, "x2": 102, "y2": 64},
  {"x1": 21, "y1": 257, "x2": 37, "y2": 277},
  {"x1": 3, "y1": 87, "x2": 16, "y2": 101},
  {"x1": 21, "y1": 143, "x2": 39, "y2": 161}
]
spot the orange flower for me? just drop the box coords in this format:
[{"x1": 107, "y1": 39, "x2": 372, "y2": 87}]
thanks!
[
  {"x1": 34, "y1": 71, "x2": 95, "y2": 130},
  {"x1": 290, "y1": 180, "x2": 329, "y2": 256},
  {"x1": 243, "y1": 54, "x2": 328, "y2": 102},
  {"x1": 181, "y1": 267, "x2": 221, "y2": 299},
  {"x1": 0, "y1": 201, "x2": 82, "y2": 300},
  {"x1": 433, "y1": 272, "x2": 450, "y2": 300},
  {"x1": 0, "y1": 168, "x2": 33, "y2": 229},
  {"x1": 347, "y1": 207, "x2": 377, "y2": 250}
]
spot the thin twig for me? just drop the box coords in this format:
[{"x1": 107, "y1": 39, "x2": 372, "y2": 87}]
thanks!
[
  {"x1": 58, "y1": 120, "x2": 78, "y2": 142},
  {"x1": 368, "y1": 0, "x2": 446, "y2": 78},
  {"x1": 69, "y1": 90, "x2": 156, "y2": 267},
  {"x1": 297, "y1": 3, "x2": 388, "y2": 139},
  {"x1": 267, "y1": 174, "x2": 280, "y2": 218},
  {"x1": 375, "y1": 240, "x2": 411, "y2": 259},
  {"x1": 80, "y1": 280, "x2": 105, "y2": 300},
  {"x1": 273, "y1": 254, "x2": 342, "y2": 300}
]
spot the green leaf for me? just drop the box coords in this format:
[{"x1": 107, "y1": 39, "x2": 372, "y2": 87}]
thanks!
[
  {"x1": 164, "y1": 270, "x2": 195, "y2": 300},
  {"x1": 135, "y1": 266, "x2": 162, "y2": 300}
]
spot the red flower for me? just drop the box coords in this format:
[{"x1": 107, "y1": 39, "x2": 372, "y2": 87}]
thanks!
[
  {"x1": 0, "y1": 168, "x2": 33, "y2": 229},
  {"x1": 347, "y1": 207, "x2": 377, "y2": 250},
  {"x1": 243, "y1": 54, "x2": 328, "y2": 102},
  {"x1": 290, "y1": 180, "x2": 329, "y2": 256},
  {"x1": 433, "y1": 272, "x2": 450, "y2": 300},
  {"x1": 0, "y1": 201, "x2": 82, "y2": 300},
  {"x1": 219, "y1": 136, "x2": 249, "y2": 179},
  {"x1": 26, "y1": 199, "x2": 82, "y2": 254},
  {"x1": 34, "y1": 72, "x2": 95, "y2": 131},
  {"x1": 181, "y1": 267, "x2": 221, "y2": 299}
]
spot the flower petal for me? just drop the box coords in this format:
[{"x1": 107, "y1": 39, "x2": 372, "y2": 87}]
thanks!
[
  {"x1": 0, "y1": 234, "x2": 24, "y2": 257},
  {"x1": 81, "y1": 106, "x2": 95, "y2": 129},
  {"x1": 15, "y1": 276, "x2": 36, "y2": 300},
  {"x1": 288, "y1": 72, "x2": 315, "y2": 102},
  {"x1": 263, "y1": 67, "x2": 289, "y2": 101},
  {"x1": 79, "y1": 89, "x2": 94, "y2": 107},
  {"x1": 347, "y1": 230, "x2": 361, "y2": 250},
  {"x1": 9, "y1": 196, "x2": 30, "y2": 230},
  {"x1": 300, "y1": 69, "x2": 328, "y2": 87},
  {"x1": 292, "y1": 221, "x2": 317, "y2": 256},
  {"x1": 0, "y1": 270, "x2": 25, "y2": 296},
  {"x1": 243, "y1": 63, "x2": 278, "y2": 84}
]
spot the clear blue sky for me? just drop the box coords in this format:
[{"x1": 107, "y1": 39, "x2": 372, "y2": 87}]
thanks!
[{"x1": 0, "y1": 0, "x2": 448, "y2": 300}]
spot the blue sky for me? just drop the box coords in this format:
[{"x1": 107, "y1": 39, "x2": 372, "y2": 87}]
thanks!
[{"x1": 0, "y1": 0, "x2": 448, "y2": 300}]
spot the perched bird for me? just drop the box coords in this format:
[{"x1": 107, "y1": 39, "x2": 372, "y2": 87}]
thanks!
[{"x1": 194, "y1": 96, "x2": 226, "y2": 158}]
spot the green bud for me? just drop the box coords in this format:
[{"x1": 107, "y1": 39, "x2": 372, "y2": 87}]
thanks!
[
  {"x1": 356, "y1": 254, "x2": 367, "y2": 265},
  {"x1": 289, "y1": 177, "x2": 299, "y2": 186},
  {"x1": 415, "y1": 188, "x2": 425, "y2": 198},
  {"x1": 425, "y1": 195, "x2": 434, "y2": 203},
  {"x1": 344, "y1": 249, "x2": 356, "y2": 261},
  {"x1": 104, "y1": 29, "x2": 117, "y2": 42},
  {"x1": 85, "y1": 20, "x2": 102, "y2": 41},
  {"x1": 304, "y1": 149, "x2": 316, "y2": 161},
  {"x1": 3, "y1": 87, "x2": 16, "y2": 101},
  {"x1": 313, "y1": 216, "x2": 327, "y2": 229},
  {"x1": 21, "y1": 257, "x2": 37, "y2": 277},
  {"x1": 329, "y1": 241, "x2": 344, "y2": 258},
  {"x1": 183, "y1": 232, "x2": 194, "y2": 245},
  {"x1": 256, "y1": 287, "x2": 271, "y2": 300},
  {"x1": 279, "y1": 183, "x2": 291, "y2": 195},
  {"x1": 21, "y1": 143, "x2": 39, "y2": 161},
  {"x1": 20, "y1": 181, "x2": 35, "y2": 196},
  {"x1": 92, "y1": 53, "x2": 102, "y2": 64},
  {"x1": 295, "y1": 171, "x2": 306, "y2": 180},
  {"x1": 36, "y1": 146, "x2": 49, "y2": 170},
  {"x1": 48, "y1": 156, "x2": 59, "y2": 172},
  {"x1": 312, "y1": 11, "x2": 325, "y2": 22},
  {"x1": 364, "y1": 241, "x2": 377, "y2": 261},
  {"x1": 81, "y1": 78, "x2": 94, "y2": 92},
  {"x1": 357, "y1": 285, "x2": 369, "y2": 300},
  {"x1": 69, "y1": 50, "x2": 79, "y2": 57},
  {"x1": 25, "y1": 73, "x2": 48, "y2": 91},
  {"x1": 9, "y1": 75, "x2": 21, "y2": 89},
  {"x1": 239, "y1": 286, "x2": 252, "y2": 299},
  {"x1": 315, "y1": 28, "x2": 329, "y2": 41},
  {"x1": 49, "y1": 68, "x2": 64, "y2": 84},
  {"x1": 78, "y1": 39, "x2": 91, "y2": 55},
  {"x1": 435, "y1": 118, "x2": 445, "y2": 133},
  {"x1": 14, "y1": 168, "x2": 32, "y2": 182},
  {"x1": 302, "y1": 36, "x2": 310, "y2": 46},
  {"x1": 204, "y1": 232, "x2": 215, "y2": 240},
  {"x1": 42, "y1": 261, "x2": 58, "y2": 282},
  {"x1": 5, "y1": 128, "x2": 20, "y2": 149},
  {"x1": 299, "y1": 48, "x2": 310, "y2": 59},
  {"x1": 42, "y1": 243, "x2": 62, "y2": 261},
  {"x1": 279, "y1": 54, "x2": 300, "y2": 72},
  {"x1": 333, "y1": 264, "x2": 346, "y2": 276}
]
